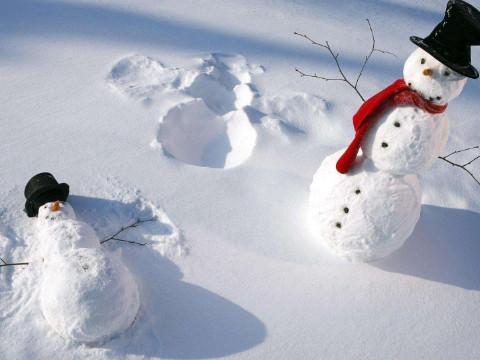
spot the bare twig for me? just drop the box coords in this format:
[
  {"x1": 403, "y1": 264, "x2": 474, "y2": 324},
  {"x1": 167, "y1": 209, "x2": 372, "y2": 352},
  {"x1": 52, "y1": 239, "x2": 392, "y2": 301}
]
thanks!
[
  {"x1": 438, "y1": 146, "x2": 480, "y2": 186},
  {"x1": 100, "y1": 217, "x2": 156, "y2": 245},
  {"x1": 441, "y1": 146, "x2": 479, "y2": 159},
  {"x1": 294, "y1": 19, "x2": 396, "y2": 102},
  {"x1": 0, "y1": 257, "x2": 29, "y2": 268}
]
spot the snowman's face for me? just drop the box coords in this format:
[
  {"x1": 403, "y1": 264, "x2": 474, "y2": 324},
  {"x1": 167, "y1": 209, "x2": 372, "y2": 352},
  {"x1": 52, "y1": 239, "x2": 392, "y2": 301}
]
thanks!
[
  {"x1": 37, "y1": 201, "x2": 76, "y2": 225},
  {"x1": 403, "y1": 48, "x2": 467, "y2": 104}
]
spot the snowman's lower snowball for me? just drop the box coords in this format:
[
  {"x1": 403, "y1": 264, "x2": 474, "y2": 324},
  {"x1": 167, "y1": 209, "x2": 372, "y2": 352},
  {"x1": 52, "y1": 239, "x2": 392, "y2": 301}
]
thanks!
[
  {"x1": 40, "y1": 247, "x2": 140, "y2": 344},
  {"x1": 309, "y1": 151, "x2": 421, "y2": 262}
]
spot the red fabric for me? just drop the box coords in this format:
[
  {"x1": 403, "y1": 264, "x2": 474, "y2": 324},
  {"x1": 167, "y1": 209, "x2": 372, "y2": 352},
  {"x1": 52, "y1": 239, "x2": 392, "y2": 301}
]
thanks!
[{"x1": 335, "y1": 79, "x2": 448, "y2": 174}]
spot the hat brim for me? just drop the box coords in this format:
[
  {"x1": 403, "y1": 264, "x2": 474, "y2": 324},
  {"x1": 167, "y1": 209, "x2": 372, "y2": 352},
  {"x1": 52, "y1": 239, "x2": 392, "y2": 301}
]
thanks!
[
  {"x1": 410, "y1": 36, "x2": 479, "y2": 79},
  {"x1": 24, "y1": 183, "x2": 69, "y2": 217}
]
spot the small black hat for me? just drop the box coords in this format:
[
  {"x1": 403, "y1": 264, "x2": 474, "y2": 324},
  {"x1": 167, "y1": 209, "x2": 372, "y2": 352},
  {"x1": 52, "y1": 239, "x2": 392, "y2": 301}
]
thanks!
[
  {"x1": 410, "y1": 0, "x2": 480, "y2": 79},
  {"x1": 24, "y1": 173, "x2": 69, "y2": 217}
]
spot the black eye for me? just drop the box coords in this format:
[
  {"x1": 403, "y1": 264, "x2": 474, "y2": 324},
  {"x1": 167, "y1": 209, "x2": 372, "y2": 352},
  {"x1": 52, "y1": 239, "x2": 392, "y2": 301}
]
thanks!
[
  {"x1": 444, "y1": 71, "x2": 450, "y2": 76},
  {"x1": 421, "y1": 58, "x2": 426, "y2": 64}
]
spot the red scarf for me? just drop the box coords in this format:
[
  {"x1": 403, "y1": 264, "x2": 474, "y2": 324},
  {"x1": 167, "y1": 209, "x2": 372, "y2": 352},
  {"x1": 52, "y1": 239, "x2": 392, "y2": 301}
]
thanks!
[{"x1": 336, "y1": 79, "x2": 448, "y2": 174}]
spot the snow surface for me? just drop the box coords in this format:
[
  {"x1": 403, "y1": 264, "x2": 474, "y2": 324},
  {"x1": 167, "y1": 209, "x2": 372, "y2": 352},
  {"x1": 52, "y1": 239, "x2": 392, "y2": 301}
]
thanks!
[{"x1": 1, "y1": 0, "x2": 480, "y2": 359}]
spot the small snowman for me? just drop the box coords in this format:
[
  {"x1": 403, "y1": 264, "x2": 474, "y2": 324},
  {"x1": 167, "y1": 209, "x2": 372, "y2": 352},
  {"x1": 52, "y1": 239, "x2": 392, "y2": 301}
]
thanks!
[
  {"x1": 309, "y1": 0, "x2": 480, "y2": 262},
  {"x1": 24, "y1": 173, "x2": 140, "y2": 344}
]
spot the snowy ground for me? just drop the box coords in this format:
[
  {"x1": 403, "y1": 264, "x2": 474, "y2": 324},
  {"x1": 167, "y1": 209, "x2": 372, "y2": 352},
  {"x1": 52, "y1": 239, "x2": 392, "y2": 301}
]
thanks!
[{"x1": 1, "y1": 0, "x2": 480, "y2": 359}]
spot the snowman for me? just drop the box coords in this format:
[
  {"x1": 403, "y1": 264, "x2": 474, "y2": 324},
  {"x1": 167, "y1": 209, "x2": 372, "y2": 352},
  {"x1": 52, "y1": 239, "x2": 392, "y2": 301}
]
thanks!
[
  {"x1": 309, "y1": 0, "x2": 480, "y2": 262},
  {"x1": 24, "y1": 173, "x2": 140, "y2": 344}
]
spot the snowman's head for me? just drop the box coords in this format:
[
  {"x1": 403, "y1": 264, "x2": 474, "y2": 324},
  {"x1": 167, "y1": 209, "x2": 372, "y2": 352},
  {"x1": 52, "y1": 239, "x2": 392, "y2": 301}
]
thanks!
[
  {"x1": 403, "y1": 48, "x2": 467, "y2": 104},
  {"x1": 37, "y1": 201, "x2": 76, "y2": 225}
]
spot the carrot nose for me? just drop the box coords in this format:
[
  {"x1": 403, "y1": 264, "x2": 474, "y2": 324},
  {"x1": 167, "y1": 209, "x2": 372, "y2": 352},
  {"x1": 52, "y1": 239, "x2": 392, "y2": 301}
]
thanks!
[
  {"x1": 423, "y1": 68, "x2": 433, "y2": 76},
  {"x1": 51, "y1": 201, "x2": 61, "y2": 212}
]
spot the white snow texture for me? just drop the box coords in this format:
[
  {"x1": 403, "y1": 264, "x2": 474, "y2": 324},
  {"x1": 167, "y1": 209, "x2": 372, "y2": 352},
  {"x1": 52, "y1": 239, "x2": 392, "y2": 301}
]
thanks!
[{"x1": 2, "y1": 1, "x2": 480, "y2": 359}]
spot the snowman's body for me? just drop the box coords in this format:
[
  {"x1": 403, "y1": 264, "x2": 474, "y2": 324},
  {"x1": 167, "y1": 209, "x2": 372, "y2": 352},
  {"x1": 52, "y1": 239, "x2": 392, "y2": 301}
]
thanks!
[
  {"x1": 308, "y1": 48, "x2": 467, "y2": 262},
  {"x1": 37, "y1": 201, "x2": 140, "y2": 344},
  {"x1": 362, "y1": 106, "x2": 449, "y2": 175},
  {"x1": 309, "y1": 151, "x2": 422, "y2": 262}
]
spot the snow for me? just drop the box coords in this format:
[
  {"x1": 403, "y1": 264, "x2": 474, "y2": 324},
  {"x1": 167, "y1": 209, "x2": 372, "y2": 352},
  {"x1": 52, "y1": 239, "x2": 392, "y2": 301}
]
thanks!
[
  {"x1": 36, "y1": 201, "x2": 140, "y2": 344},
  {"x1": 309, "y1": 151, "x2": 422, "y2": 262},
  {"x1": 41, "y1": 246, "x2": 140, "y2": 344},
  {"x1": 362, "y1": 48, "x2": 463, "y2": 175},
  {"x1": 1, "y1": 0, "x2": 480, "y2": 359}
]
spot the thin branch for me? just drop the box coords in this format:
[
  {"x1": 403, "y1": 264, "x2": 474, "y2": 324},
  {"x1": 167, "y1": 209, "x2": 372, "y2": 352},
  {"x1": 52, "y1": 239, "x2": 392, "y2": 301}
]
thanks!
[
  {"x1": 294, "y1": 19, "x2": 395, "y2": 103},
  {"x1": 295, "y1": 68, "x2": 343, "y2": 82},
  {"x1": 441, "y1": 145, "x2": 479, "y2": 159},
  {"x1": 438, "y1": 146, "x2": 480, "y2": 186},
  {"x1": 463, "y1": 154, "x2": 480, "y2": 167},
  {"x1": 100, "y1": 217, "x2": 156, "y2": 245},
  {"x1": 0, "y1": 257, "x2": 29, "y2": 268},
  {"x1": 108, "y1": 237, "x2": 148, "y2": 246}
]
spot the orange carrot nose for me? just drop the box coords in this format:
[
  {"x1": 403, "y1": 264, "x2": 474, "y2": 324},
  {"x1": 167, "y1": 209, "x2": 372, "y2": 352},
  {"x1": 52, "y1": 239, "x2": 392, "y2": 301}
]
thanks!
[
  {"x1": 423, "y1": 68, "x2": 433, "y2": 76},
  {"x1": 51, "y1": 201, "x2": 61, "y2": 212}
]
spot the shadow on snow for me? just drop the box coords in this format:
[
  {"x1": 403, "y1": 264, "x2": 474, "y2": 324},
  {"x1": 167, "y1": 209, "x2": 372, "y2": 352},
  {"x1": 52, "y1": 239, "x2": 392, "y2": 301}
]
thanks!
[
  {"x1": 69, "y1": 195, "x2": 267, "y2": 359},
  {"x1": 374, "y1": 205, "x2": 480, "y2": 291}
]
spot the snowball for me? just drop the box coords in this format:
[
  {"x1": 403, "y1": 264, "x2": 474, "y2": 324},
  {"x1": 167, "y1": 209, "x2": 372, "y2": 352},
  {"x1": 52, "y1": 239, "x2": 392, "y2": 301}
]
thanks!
[
  {"x1": 403, "y1": 48, "x2": 467, "y2": 106},
  {"x1": 36, "y1": 202, "x2": 100, "y2": 258},
  {"x1": 40, "y1": 248, "x2": 140, "y2": 344},
  {"x1": 361, "y1": 106, "x2": 449, "y2": 175},
  {"x1": 309, "y1": 151, "x2": 421, "y2": 262}
]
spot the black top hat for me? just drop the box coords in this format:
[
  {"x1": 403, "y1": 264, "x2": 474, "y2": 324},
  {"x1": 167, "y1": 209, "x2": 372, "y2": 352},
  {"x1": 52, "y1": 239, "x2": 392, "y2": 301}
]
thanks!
[
  {"x1": 410, "y1": 0, "x2": 480, "y2": 79},
  {"x1": 24, "y1": 172, "x2": 69, "y2": 217}
]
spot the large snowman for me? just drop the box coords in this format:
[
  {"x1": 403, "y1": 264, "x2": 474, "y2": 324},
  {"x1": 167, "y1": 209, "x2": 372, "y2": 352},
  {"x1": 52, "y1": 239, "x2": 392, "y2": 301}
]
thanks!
[
  {"x1": 24, "y1": 173, "x2": 140, "y2": 344},
  {"x1": 309, "y1": 0, "x2": 480, "y2": 262}
]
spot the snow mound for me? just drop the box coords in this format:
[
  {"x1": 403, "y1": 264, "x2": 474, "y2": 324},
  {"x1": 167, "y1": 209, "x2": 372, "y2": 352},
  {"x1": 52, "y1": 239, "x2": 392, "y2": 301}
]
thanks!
[
  {"x1": 107, "y1": 54, "x2": 195, "y2": 104},
  {"x1": 185, "y1": 53, "x2": 262, "y2": 114},
  {"x1": 253, "y1": 92, "x2": 341, "y2": 144},
  {"x1": 157, "y1": 100, "x2": 256, "y2": 169},
  {"x1": 40, "y1": 247, "x2": 140, "y2": 344},
  {"x1": 309, "y1": 150, "x2": 422, "y2": 262},
  {"x1": 199, "y1": 53, "x2": 264, "y2": 87}
]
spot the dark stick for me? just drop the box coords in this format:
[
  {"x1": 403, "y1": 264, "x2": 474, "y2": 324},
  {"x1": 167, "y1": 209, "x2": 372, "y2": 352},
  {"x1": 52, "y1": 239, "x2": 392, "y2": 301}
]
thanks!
[
  {"x1": 294, "y1": 19, "x2": 396, "y2": 102},
  {"x1": 438, "y1": 146, "x2": 480, "y2": 186},
  {"x1": 0, "y1": 257, "x2": 29, "y2": 268},
  {"x1": 100, "y1": 217, "x2": 156, "y2": 245},
  {"x1": 107, "y1": 237, "x2": 148, "y2": 246}
]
